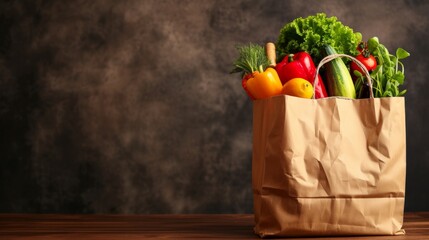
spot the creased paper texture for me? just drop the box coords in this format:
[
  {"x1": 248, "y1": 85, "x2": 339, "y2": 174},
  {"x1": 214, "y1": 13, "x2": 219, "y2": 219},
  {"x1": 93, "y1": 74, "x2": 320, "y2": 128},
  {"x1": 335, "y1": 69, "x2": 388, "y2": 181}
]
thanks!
[{"x1": 252, "y1": 95, "x2": 406, "y2": 237}]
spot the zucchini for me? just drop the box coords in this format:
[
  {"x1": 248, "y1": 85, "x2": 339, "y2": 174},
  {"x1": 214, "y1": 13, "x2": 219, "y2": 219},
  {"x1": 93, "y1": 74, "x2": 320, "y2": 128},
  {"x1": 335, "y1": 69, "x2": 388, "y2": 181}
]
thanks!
[{"x1": 322, "y1": 45, "x2": 356, "y2": 99}]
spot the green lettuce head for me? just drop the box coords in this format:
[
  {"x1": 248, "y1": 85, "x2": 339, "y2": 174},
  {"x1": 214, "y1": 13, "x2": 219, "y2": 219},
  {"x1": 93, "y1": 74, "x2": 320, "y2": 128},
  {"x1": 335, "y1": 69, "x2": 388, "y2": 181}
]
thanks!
[{"x1": 277, "y1": 13, "x2": 362, "y2": 64}]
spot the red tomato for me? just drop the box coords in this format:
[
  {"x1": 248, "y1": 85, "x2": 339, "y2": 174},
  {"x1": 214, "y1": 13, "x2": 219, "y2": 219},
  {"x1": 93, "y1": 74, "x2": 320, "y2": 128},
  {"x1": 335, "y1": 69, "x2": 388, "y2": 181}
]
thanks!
[{"x1": 351, "y1": 53, "x2": 377, "y2": 76}]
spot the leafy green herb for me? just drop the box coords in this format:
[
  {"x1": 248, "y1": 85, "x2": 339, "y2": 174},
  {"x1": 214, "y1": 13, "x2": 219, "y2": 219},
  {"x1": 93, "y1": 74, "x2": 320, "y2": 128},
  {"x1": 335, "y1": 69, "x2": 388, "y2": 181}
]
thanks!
[
  {"x1": 231, "y1": 43, "x2": 270, "y2": 75},
  {"x1": 276, "y1": 13, "x2": 362, "y2": 64},
  {"x1": 354, "y1": 37, "x2": 410, "y2": 97}
]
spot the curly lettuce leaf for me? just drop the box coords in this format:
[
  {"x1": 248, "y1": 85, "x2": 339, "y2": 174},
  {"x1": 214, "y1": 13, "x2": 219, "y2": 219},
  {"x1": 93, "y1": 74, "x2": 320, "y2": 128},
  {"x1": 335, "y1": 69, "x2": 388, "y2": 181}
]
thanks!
[{"x1": 277, "y1": 13, "x2": 362, "y2": 64}]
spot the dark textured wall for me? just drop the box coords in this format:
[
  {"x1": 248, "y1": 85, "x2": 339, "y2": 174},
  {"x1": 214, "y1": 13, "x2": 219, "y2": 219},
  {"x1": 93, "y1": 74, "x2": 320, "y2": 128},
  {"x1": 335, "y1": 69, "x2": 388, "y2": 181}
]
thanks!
[{"x1": 1, "y1": 0, "x2": 428, "y2": 213}]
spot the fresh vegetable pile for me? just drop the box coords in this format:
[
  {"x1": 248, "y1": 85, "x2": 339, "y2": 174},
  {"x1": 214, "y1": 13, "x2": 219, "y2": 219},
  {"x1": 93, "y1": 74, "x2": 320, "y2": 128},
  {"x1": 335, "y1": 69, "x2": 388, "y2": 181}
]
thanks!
[{"x1": 231, "y1": 13, "x2": 410, "y2": 100}]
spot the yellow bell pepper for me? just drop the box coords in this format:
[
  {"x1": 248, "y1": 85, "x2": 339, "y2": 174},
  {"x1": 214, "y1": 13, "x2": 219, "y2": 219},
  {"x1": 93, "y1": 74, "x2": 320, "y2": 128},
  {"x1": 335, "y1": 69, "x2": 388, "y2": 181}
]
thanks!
[{"x1": 245, "y1": 67, "x2": 283, "y2": 100}]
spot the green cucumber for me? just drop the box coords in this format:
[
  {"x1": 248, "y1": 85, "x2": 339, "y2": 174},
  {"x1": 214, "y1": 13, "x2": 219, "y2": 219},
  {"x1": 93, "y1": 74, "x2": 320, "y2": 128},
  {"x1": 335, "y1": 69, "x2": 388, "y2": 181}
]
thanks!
[{"x1": 322, "y1": 45, "x2": 356, "y2": 99}]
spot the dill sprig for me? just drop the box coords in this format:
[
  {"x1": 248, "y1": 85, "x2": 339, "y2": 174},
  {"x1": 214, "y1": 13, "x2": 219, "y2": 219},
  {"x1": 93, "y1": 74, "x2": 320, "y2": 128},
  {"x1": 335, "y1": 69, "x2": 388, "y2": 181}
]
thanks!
[{"x1": 231, "y1": 43, "x2": 270, "y2": 75}]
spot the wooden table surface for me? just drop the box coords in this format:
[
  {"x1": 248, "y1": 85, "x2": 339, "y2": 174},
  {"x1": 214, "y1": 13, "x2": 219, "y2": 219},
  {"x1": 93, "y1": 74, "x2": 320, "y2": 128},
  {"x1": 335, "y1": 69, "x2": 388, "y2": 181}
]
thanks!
[{"x1": 1, "y1": 212, "x2": 428, "y2": 239}]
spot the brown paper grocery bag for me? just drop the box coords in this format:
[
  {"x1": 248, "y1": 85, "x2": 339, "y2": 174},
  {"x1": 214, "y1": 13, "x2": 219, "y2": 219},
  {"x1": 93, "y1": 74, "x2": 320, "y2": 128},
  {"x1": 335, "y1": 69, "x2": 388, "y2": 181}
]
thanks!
[{"x1": 252, "y1": 94, "x2": 406, "y2": 237}]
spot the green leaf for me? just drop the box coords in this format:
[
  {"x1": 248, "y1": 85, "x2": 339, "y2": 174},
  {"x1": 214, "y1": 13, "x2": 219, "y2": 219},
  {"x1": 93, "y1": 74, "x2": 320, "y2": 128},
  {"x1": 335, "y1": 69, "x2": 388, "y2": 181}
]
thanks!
[
  {"x1": 393, "y1": 72, "x2": 405, "y2": 84},
  {"x1": 396, "y1": 48, "x2": 410, "y2": 60},
  {"x1": 383, "y1": 69, "x2": 392, "y2": 82},
  {"x1": 383, "y1": 91, "x2": 393, "y2": 97},
  {"x1": 379, "y1": 45, "x2": 393, "y2": 66},
  {"x1": 367, "y1": 37, "x2": 379, "y2": 53},
  {"x1": 393, "y1": 86, "x2": 399, "y2": 96},
  {"x1": 371, "y1": 65, "x2": 382, "y2": 75},
  {"x1": 399, "y1": 89, "x2": 407, "y2": 96},
  {"x1": 354, "y1": 76, "x2": 364, "y2": 93},
  {"x1": 353, "y1": 70, "x2": 363, "y2": 78},
  {"x1": 385, "y1": 80, "x2": 391, "y2": 91}
]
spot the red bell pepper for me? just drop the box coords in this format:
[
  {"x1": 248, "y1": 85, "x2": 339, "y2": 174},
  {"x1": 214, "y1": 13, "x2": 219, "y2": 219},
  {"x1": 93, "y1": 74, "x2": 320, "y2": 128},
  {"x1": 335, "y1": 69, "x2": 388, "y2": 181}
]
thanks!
[
  {"x1": 275, "y1": 52, "x2": 328, "y2": 99},
  {"x1": 241, "y1": 73, "x2": 255, "y2": 100}
]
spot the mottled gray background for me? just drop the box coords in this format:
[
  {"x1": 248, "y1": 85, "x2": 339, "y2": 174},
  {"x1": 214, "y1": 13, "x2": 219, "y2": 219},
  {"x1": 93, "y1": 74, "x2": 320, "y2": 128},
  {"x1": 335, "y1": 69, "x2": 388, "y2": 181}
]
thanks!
[{"x1": 0, "y1": 0, "x2": 428, "y2": 213}]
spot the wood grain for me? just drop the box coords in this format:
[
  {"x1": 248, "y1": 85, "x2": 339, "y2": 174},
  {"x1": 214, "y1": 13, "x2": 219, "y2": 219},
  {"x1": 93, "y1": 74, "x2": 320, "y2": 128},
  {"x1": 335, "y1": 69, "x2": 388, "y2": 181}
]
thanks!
[{"x1": 1, "y1": 213, "x2": 428, "y2": 239}]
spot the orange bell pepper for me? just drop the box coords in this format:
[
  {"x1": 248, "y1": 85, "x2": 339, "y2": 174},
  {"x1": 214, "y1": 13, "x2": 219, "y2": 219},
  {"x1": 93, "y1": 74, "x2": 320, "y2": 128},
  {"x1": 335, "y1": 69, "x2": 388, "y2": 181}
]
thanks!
[
  {"x1": 232, "y1": 43, "x2": 283, "y2": 100},
  {"x1": 245, "y1": 66, "x2": 283, "y2": 100}
]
